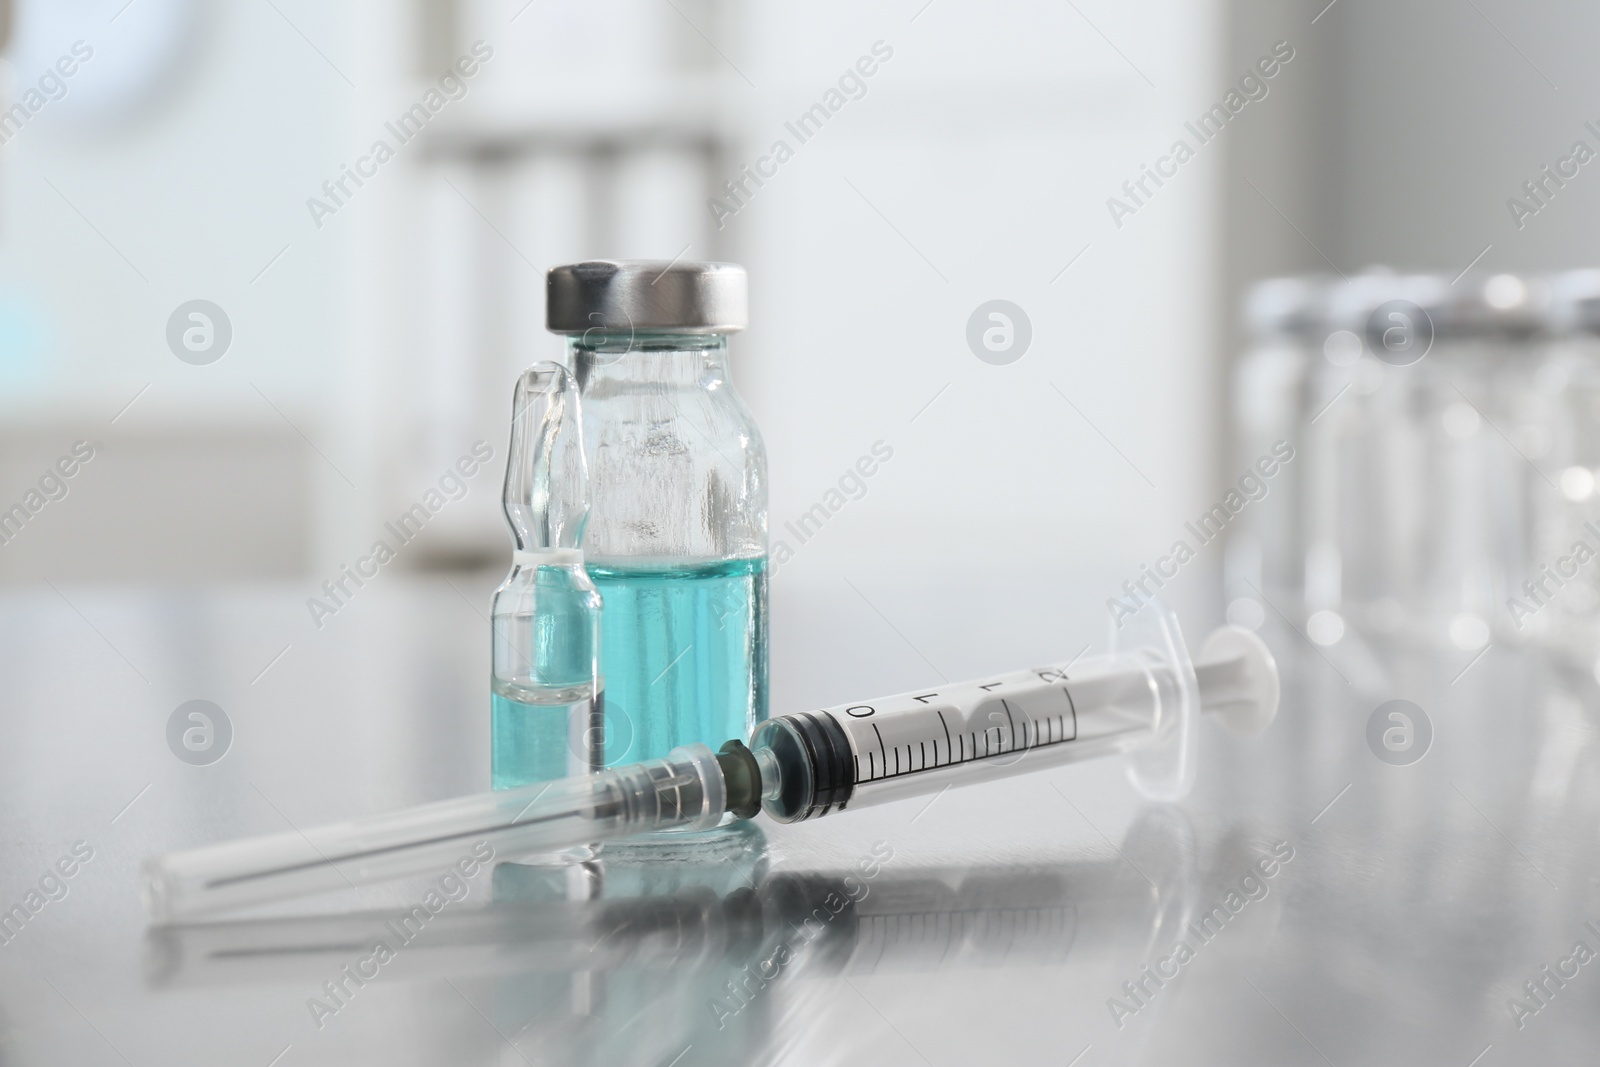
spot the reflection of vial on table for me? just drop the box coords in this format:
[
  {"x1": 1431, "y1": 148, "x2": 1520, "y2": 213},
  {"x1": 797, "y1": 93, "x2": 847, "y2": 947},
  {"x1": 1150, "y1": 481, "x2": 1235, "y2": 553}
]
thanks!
[
  {"x1": 490, "y1": 363, "x2": 604, "y2": 789},
  {"x1": 546, "y1": 261, "x2": 768, "y2": 767}
]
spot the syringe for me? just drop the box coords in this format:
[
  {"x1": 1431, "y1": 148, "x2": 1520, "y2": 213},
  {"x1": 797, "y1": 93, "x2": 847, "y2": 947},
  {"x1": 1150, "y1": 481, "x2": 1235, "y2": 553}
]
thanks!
[{"x1": 143, "y1": 607, "x2": 1278, "y2": 922}]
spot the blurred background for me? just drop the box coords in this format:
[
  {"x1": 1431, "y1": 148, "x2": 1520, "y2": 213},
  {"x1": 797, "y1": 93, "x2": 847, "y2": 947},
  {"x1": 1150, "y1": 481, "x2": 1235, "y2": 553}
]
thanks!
[
  {"x1": 14, "y1": 5, "x2": 1600, "y2": 1065},
  {"x1": 1, "y1": 0, "x2": 1597, "y2": 680}
]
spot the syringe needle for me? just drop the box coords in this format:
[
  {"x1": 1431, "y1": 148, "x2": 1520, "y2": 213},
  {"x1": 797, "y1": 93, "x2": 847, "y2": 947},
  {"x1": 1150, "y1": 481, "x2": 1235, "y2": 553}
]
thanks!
[{"x1": 144, "y1": 747, "x2": 730, "y2": 923}]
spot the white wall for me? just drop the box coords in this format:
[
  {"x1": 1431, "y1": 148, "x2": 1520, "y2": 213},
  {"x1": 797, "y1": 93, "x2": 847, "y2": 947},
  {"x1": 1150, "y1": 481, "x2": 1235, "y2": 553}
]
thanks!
[
  {"x1": 0, "y1": 0, "x2": 354, "y2": 578},
  {"x1": 1319, "y1": 0, "x2": 1600, "y2": 273},
  {"x1": 0, "y1": 0, "x2": 1236, "y2": 679}
]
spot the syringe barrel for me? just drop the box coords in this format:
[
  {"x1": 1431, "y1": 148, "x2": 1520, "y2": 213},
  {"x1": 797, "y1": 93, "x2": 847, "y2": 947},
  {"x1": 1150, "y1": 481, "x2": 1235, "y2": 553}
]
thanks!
[
  {"x1": 753, "y1": 655, "x2": 1174, "y2": 822},
  {"x1": 752, "y1": 625, "x2": 1276, "y2": 822},
  {"x1": 143, "y1": 745, "x2": 726, "y2": 923}
]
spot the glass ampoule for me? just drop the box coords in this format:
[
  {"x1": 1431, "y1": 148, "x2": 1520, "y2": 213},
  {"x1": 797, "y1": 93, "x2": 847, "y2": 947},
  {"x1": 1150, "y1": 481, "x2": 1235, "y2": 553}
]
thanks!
[{"x1": 490, "y1": 363, "x2": 604, "y2": 789}]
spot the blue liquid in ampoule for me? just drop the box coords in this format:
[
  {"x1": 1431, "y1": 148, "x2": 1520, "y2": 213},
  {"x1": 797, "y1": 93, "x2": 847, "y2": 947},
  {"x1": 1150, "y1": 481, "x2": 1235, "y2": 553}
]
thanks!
[{"x1": 491, "y1": 562, "x2": 602, "y2": 790}]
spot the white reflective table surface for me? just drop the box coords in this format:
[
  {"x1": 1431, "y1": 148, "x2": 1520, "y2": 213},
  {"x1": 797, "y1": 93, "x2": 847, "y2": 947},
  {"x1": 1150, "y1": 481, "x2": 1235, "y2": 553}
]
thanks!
[{"x1": 1, "y1": 576, "x2": 1594, "y2": 1066}]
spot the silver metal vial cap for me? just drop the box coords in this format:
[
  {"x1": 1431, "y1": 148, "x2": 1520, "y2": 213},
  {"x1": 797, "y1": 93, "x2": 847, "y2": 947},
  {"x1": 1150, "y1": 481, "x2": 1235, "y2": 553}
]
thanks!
[{"x1": 546, "y1": 260, "x2": 749, "y2": 335}]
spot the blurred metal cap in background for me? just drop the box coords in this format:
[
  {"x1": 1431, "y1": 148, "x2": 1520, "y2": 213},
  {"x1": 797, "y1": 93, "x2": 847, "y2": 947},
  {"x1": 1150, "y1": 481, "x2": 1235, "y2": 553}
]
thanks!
[{"x1": 546, "y1": 260, "x2": 748, "y2": 335}]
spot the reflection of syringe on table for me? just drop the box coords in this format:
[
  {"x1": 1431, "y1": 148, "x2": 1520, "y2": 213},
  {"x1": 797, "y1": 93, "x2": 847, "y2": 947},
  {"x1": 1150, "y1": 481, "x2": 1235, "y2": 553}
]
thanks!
[
  {"x1": 145, "y1": 810, "x2": 1197, "y2": 988},
  {"x1": 146, "y1": 818, "x2": 1201, "y2": 1067},
  {"x1": 143, "y1": 606, "x2": 1277, "y2": 922}
]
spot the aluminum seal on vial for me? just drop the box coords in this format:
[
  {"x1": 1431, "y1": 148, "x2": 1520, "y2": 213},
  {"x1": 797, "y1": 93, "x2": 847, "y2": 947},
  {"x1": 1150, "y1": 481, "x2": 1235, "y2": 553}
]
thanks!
[{"x1": 546, "y1": 260, "x2": 748, "y2": 335}]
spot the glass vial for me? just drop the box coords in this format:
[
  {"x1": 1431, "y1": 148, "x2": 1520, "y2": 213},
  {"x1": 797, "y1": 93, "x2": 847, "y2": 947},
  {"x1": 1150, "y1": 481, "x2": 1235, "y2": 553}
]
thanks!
[{"x1": 546, "y1": 260, "x2": 768, "y2": 766}]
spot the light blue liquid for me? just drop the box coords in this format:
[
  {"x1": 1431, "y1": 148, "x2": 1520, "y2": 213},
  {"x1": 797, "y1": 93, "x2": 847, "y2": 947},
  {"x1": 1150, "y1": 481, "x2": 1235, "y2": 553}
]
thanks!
[
  {"x1": 490, "y1": 680, "x2": 601, "y2": 790},
  {"x1": 587, "y1": 557, "x2": 768, "y2": 766},
  {"x1": 490, "y1": 563, "x2": 602, "y2": 790}
]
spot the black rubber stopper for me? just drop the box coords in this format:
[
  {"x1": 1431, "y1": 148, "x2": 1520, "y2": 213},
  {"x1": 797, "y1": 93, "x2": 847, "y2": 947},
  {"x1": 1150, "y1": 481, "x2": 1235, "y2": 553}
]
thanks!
[{"x1": 717, "y1": 740, "x2": 763, "y2": 819}]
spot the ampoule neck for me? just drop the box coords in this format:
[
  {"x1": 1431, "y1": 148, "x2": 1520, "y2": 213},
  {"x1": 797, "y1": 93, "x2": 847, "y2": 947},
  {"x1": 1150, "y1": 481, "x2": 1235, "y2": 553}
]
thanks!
[
  {"x1": 501, "y1": 361, "x2": 588, "y2": 553},
  {"x1": 511, "y1": 546, "x2": 586, "y2": 569}
]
